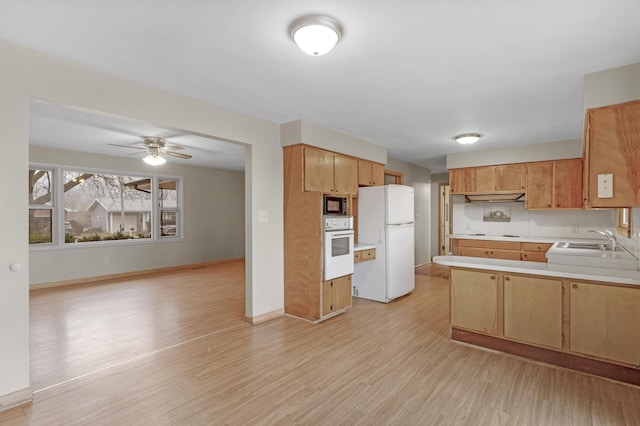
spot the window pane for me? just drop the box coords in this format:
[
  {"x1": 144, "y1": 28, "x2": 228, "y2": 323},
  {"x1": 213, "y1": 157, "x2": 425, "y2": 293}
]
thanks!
[
  {"x1": 63, "y1": 172, "x2": 152, "y2": 243},
  {"x1": 159, "y1": 179, "x2": 179, "y2": 237},
  {"x1": 29, "y1": 169, "x2": 53, "y2": 206},
  {"x1": 29, "y1": 209, "x2": 52, "y2": 244}
]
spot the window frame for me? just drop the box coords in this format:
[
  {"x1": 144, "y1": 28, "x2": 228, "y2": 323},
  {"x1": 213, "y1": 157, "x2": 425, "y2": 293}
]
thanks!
[{"x1": 29, "y1": 163, "x2": 184, "y2": 250}]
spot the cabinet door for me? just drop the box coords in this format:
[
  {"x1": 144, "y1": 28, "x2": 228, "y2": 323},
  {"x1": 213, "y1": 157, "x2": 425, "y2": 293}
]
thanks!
[
  {"x1": 474, "y1": 166, "x2": 496, "y2": 193},
  {"x1": 449, "y1": 168, "x2": 476, "y2": 194},
  {"x1": 553, "y1": 158, "x2": 583, "y2": 209},
  {"x1": 526, "y1": 162, "x2": 554, "y2": 209},
  {"x1": 450, "y1": 269, "x2": 499, "y2": 334},
  {"x1": 322, "y1": 275, "x2": 352, "y2": 316},
  {"x1": 495, "y1": 164, "x2": 526, "y2": 192},
  {"x1": 458, "y1": 246, "x2": 491, "y2": 258},
  {"x1": 333, "y1": 275, "x2": 352, "y2": 311},
  {"x1": 585, "y1": 100, "x2": 640, "y2": 207},
  {"x1": 570, "y1": 281, "x2": 640, "y2": 365},
  {"x1": 504, "y1": 275, "x2": 563, "y2": 349},
  {"x1": 521, "y1": 251, "x2": 547, "y2": 262},
  {"x1": 370, "y1": 162, "x2": 385, "y2": 185},
  {"x1": 304, "y1": 147, "x2": 334, "y2": 193},
  {"x1": 334, "y1": 155, "x2": 358, "y2": 195}
]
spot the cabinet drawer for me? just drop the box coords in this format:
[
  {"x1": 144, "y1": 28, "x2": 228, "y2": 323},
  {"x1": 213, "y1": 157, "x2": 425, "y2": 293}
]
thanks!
[
  {"x1": 459, "y1": 239, "x2": 521, "y2": 250},
  {"x1": 521, "y1": 251, "x2": 548, "y2": 262},
  {"x1": 522, "y1": 242, "x2": 553, "y2": 252},
  {"x1": 354, "y1": 248, "x2": 376, "y2": 263}
]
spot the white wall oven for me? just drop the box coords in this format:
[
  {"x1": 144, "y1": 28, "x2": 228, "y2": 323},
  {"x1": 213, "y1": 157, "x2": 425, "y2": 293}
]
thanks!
[{"x1": 323, "y1": 216, "x2": 355, "y2": 280}]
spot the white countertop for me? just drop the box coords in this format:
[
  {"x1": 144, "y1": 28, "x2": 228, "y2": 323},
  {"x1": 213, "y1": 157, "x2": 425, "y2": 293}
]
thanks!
[
  {"x1": 433, "y1": 255, "x2": 640, "y2": 286},
  {"x1": 354, "y1": 242, "x2": 376, "y2": 251}
]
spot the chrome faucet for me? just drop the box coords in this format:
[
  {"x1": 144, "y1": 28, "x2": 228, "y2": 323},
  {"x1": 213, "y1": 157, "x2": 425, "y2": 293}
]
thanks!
[{"x1": 589, "y1": 229, "x2": 617, "y2": 251}]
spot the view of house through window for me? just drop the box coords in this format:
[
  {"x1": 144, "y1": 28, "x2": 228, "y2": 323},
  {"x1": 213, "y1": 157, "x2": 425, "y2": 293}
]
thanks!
[
  {"x1": 29, "y1": 167, "x2": 181, "y2": 245},
  {"x1": 29, "y1": 169, "x2": 54, "y2": 244}
]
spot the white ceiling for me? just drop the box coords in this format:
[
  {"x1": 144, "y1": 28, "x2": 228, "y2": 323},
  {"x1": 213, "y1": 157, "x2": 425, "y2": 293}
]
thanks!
[{"x1": 3, "y1": 1, "x2": 640, "y2": 173}]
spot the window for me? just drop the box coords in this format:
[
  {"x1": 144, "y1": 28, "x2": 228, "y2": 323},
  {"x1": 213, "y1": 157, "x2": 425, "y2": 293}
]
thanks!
[
  {"x1": 29, "y1": 165, "x2": 182, "y2": 246},
  {"x1": 29, "y1": 169, "x2": 54, "y2": 244},
  {"x1": 617, "y1": 207, "x2": 631, "y2": 238}
]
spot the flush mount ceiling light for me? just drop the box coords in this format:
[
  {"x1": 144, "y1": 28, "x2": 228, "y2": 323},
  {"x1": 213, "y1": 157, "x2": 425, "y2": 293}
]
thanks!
[
  {"x1": 454, "y1": 133, "x2": 481, "y2": 145},
  {"x1": 289, "y1": 15, "x2": 343, "y2": 56}
]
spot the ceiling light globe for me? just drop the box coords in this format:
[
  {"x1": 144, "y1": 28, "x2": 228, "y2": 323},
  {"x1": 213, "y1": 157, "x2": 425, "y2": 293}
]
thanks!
[
  {"x1": 143, "y1": 154, "x2": 166, "y2": 166},
  {"x1": 289, "y1": 15, "x2": 343, "y2": 56},
  {"x1": 454, "y1": 133, "x2": 481, "y2": 145}
]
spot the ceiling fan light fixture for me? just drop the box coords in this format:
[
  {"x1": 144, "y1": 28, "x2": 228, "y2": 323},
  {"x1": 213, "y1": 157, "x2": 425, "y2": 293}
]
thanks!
[
  {"x1": 143, "y1": 153, "x2": 166, "y2": 166},
  {"x1": 289, "y1": 15, "x2": 343, "y2": 56},
  {"x1": 454, "y1": 133, "x2": 481, "y2": 145}
]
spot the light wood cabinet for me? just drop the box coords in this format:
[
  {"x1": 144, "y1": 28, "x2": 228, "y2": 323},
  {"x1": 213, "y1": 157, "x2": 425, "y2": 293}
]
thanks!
[
  {"x1": 570, "y1": 281, "x2": 640, "y2": 365},
  {"x1": 357, "y1": 159, "x2": 384, "y2": 186},
  {"x1": 450, "y1": 163, "x2": 525, "y2": 194},
  {"x1": 584, "y1": 100, "x2": 640, "y2": 208},
  {"x1": 304, "y1": 146, "x2": 358, "y2": 195},
  {"x1": 450, "y1": 268, "x2": 499, "y2": 334},
  {"x1": 503, "y1": 274, "x2": 563, "y2": 349},
  {"x1": 457, "y1": 239, "x2": 522, "y2": 261},
  {"x1": 354, "y1": 248, "x2": 375, "y2": 263},
  {"x1": 520, "y1": 242, "x2": 552, "y2": 262},
  {"x1": 322, "y1": 275, "x2": 352, "y2": 316},
  {"x1": 526, "y1": 159, "x2": 583, "y2": 209}
]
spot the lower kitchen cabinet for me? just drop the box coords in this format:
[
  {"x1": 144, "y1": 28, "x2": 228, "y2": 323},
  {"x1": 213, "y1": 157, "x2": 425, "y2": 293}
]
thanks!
[
  {"x1": 570, "y1": 281, "x2": 640, "y2": 365},
  {"x1": 450, "y1": 269, "x2": 499, "y2": 334},
  {"x1": 503, "y1": 274, "x2": 563, "y2": 349},
  {"x1": 322, "y1": 275, "x2": 352, "y2": 317}
]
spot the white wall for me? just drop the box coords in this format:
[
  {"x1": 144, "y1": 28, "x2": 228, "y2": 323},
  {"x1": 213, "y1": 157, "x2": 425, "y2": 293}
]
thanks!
[
  {"x1": 0, "y1": 39, "x2": 283, "y2": 403},
  {"x1": 385, "y1": 158, "x2": 431, "y2": 266},
  {"x1": 29, "y1": 146, "x2": 245, "y2": 285}
]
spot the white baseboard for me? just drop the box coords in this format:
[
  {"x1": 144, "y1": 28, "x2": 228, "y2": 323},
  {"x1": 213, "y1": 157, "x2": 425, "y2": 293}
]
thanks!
[
  {"x1": 246, "y1": 308, "x2": 285, "y2": 325},
  {"x1": 0, "y1": 387, "x2": 32, "y2": 412}
]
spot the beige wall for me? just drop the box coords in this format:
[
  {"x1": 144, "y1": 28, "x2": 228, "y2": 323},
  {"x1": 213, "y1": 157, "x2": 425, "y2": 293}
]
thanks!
[
  {"x1": 29, "y1": 146, "x2": 245, "y2": 285},
  {"x1": 446, "y1": 139, "x2": 582, "y2": 170},
  {"x1": 0, "y1": 39, "x2": 283, "y2": 405},
  {"x1": 385, "y1": 158, "x2": 431, "y2": 266},
  {"x1": 281, "y1": 119, "x2": 387, "y2": 164},
  {"x1": 584, "y1": 62, "x2": 640, "y2": 109}
]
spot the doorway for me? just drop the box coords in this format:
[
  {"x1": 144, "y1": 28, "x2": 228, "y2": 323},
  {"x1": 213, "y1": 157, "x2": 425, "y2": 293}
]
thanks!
[{"x1": 438, "y1": 183, "x2": 451, "y2": 255}]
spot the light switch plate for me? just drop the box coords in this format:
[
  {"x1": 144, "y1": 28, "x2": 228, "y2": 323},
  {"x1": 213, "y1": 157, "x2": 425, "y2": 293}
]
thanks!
[{"x1": 597, "y1": 173, "x2": 613, "y2": 198}]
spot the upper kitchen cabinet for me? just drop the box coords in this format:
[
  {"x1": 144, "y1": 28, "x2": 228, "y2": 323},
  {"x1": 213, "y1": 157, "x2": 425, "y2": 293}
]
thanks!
[
  {"x1": 526, "y1": 159, "x2": 583, "y2": 210},
  {"x1": 450, "y1": 164, "x2": 525, "y2": 194},
  {"x1": 304, "y1": 146, "x2": 358, "y2": 195},
  {"x1": 357, "y1": 159, "x2": 385, "y2": 186},
  {"x1": 583, "y1": 99, "x2": 640, "y2": 208}
]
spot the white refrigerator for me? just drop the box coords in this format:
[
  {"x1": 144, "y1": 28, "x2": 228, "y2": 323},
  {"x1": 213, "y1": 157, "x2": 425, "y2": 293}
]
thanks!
[{"x1": 353, "y1": 184, "x2": 415, "y2": 303}]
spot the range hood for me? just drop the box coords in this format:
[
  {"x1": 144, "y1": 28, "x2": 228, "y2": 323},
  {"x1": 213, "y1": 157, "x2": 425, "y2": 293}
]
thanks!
[{"x1": 464, "y1": 193, "x2": 525, "y2": 203}]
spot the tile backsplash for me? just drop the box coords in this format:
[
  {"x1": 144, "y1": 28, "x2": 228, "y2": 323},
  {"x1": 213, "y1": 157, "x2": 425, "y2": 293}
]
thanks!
[{"x1": 451, "y1": 195, "x2": 616, "y2": 238}]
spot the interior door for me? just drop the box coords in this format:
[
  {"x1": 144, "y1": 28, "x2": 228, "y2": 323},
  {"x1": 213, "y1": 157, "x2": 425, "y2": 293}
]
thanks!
[{"x1": 439, "y1": 183, "x2": 451, "y2": 255}]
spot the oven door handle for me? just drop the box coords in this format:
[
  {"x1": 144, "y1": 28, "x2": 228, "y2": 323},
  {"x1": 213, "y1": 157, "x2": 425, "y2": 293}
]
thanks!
[{"x1": 328, "y1": 232, "x2": 354, "y2": 237}]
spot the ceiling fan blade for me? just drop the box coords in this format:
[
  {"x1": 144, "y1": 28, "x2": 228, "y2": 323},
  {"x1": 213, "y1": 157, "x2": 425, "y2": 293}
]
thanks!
[
  {"x1": 163, "y1": 150, "x2": 192, "y2": 159},
  {"x1": 163, "y1": 144, "x2": 185, "y2": 150},
  {"x1": 108, "y1": 143, "x2": 146, "y2": 151}
]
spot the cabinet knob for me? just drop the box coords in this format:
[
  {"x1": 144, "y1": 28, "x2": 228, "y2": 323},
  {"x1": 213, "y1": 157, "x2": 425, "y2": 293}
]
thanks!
[
  {"x1": 547, "y1": 204, "x2": 552, "y2": 207},
  {"x1": 572, "y1": 283, "x2": 578, "y2": 289},
  {"x1": 505, "y1": 276, "x2": 511, "y2": 281},
  {"x1": 490, "y1": 275, "x2": 496, "y2": 280}
]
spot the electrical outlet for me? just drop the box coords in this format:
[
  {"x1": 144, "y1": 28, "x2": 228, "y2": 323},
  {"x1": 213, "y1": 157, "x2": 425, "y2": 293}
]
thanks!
[
  {"x1": 258, "y1": 210, "x2": 268, "y2": 223},
  {"x1": 597, "y1": 173, "x2": 613, "y2": 198}
]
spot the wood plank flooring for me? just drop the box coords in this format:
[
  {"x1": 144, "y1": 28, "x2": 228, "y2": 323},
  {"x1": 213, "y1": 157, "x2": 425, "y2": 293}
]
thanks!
[{"x1": 1, "y1": 262, "x2": 639, "y2": 425}]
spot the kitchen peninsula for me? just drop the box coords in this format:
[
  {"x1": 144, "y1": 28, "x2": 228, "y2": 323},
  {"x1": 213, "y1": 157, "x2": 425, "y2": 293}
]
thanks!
[{"x1": 434, "y1": 248, "x2": 640, "y2": 385}]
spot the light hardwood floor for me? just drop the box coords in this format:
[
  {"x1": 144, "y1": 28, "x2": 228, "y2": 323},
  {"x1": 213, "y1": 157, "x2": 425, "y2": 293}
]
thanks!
[{"x1": 1, "y1": 262, "x2": 639, "y2": 425}]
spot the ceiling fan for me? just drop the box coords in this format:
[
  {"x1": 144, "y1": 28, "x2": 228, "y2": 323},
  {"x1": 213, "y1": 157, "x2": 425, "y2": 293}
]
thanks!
[{"x1": 108, "y1": 137, "x2": 192, "y2": 165}]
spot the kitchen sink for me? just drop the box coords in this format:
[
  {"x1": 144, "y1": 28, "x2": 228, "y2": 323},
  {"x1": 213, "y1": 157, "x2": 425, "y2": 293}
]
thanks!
[{"x1": 555, "y1": 241, "x2": 614, "y2": 251}]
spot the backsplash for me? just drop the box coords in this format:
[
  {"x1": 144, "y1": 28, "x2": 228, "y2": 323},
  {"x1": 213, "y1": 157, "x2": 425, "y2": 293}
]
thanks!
[{"x1": 451, "y1": 195, "x2": 616, "y2": 238}]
